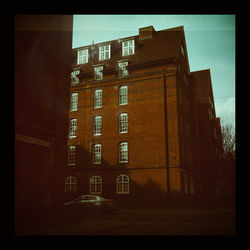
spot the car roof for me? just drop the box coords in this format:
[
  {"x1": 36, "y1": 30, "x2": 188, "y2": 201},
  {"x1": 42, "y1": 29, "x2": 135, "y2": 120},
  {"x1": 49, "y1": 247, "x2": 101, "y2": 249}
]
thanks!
[{"x1": 76, "y1": 195, "x2": 101, "y2": 199}]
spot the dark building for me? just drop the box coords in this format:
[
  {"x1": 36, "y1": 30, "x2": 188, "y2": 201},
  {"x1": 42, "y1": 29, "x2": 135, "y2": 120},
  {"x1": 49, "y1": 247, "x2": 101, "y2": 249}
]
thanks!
[
  {"x1": 15, "y1": 15, "x2": 73, "y2": 232},
  {"x1": 64, "y1": 25, "x2": 227, "y2": 207}
]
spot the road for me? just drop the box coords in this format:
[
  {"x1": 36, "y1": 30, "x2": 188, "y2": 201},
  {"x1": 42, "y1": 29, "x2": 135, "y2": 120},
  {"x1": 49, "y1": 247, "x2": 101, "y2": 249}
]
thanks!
[{"x1": 21, "y1": 208, "x2": 235, "y2": 236}]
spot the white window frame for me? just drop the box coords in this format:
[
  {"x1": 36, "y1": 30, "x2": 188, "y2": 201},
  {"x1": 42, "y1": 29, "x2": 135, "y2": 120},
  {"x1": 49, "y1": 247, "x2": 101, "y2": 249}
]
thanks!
[
  {"x1": 99, "y1": 44, "x2": 111, "y2": 60},
  {"x1": 93, "y1": 144, "x2": 101, "y2": 164},
  {"x1": 69, "y1": 119, "x2": 77, "y2": 138},
  {"x1": 118, "y1": 61, "x2": 128, "y2": 77},
  {"x1": 68, "y1": 145, "x2": 76, "y2": 165},
  {"x1": 90, "y1": 176, "x2": 102, "y2": 194},
  {"x1": 119, "y1": 113, "x2": 128, "y2": 133},
  {"x1": 119, "y1": 142, "x2": 128, "y2": 163},
  {"x1": 94, "y1": 66, "x2": 103, "y2": 80},
  {"x1": 122, "y1": 40, "x2": 135, "y2": 56},
  {"x1": 116, "y1": 175, "x2": 129, "y2": 194},
  {"x1": 70, "y1": 93, "x2": 78, "y2": 111},
  {"x1": 119, "y1": 86, "x2": 128, "y2": 105},
  {"x1": 65, "y1": 176, "x2": 76, "y2": 192},
  {"x1": 94, "y1": 89, "x2": 102, "y2": 108},
  {"x1": 94, "y1": 116, "x2": 102, "y2": 136},
  {"x1": 77, "y1": 48, "x2": 88, "y2": 65}
]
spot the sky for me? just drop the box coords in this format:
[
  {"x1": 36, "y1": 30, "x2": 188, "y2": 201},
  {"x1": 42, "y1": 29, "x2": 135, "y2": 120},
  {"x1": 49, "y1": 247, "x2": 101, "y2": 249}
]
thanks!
[{"x1": 72, "y1": 15, "x2": 235, "y2": 128}]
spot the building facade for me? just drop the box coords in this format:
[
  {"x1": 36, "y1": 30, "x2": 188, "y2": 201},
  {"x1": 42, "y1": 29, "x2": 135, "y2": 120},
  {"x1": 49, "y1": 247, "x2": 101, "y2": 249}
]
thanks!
[{"x1": 65, "y1": 25, "x2": 224, "y2": 207}]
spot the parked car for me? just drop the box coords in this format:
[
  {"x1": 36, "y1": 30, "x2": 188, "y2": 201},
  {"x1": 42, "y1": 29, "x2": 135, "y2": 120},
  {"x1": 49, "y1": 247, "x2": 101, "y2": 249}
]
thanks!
[{"x1": 64, "y1": 195, "x2": 116, "y2": 213}]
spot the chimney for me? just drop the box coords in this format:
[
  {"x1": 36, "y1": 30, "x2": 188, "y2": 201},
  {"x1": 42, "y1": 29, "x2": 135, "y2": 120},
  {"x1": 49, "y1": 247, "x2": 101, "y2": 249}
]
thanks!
[{"x1": 139, "y1": 25, "x2": 156, "y2": 40}]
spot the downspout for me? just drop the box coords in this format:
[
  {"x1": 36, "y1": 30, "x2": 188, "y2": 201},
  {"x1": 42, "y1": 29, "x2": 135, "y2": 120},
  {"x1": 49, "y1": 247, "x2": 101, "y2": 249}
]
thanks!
[{"x1": 163, "y1": 73, "x2": 170, "y2": 193}]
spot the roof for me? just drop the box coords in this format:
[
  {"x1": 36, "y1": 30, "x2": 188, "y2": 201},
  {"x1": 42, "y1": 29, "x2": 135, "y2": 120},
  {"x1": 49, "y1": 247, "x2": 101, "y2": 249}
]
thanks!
[{"x1": 72, "y1": 26, "x2": 184, "y2": 72}]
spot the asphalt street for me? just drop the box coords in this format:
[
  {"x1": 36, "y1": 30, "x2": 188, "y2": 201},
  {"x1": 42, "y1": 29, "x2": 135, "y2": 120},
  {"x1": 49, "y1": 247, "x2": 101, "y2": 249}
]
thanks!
[{"x1": 20, "y1": 208, "x2": 235, "y2": 236}]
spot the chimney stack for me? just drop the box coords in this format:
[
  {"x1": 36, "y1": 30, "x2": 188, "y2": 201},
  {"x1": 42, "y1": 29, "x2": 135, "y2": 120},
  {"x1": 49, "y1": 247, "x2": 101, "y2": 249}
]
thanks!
[{"x1": 139, "y1": 25, "x2": 156, "y2": 40}]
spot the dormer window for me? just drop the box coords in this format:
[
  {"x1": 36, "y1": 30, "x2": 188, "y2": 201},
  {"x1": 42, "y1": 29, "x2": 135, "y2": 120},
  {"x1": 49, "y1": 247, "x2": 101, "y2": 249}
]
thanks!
[
  {"x1": 122, "y1": 40, "x2": 134, "y2": 56},
  {"x1": 77, "y1": 48, "x2": 88, "y2": 64},
  {"x1": 71, "y1": 69, "x2": 80, "y2": 85},
  {"x1": 94, "y1": 66, "x2": 103, "y2": 80},
  {"x1": 181, "y1": 45, "x2": 185, "y2": 57},
  {"x1": 118, "y1": 61, "x2": 128, "y2": 77},
  {"x1": 99, "y1": 44, "x2": 111, "y2": 60}
]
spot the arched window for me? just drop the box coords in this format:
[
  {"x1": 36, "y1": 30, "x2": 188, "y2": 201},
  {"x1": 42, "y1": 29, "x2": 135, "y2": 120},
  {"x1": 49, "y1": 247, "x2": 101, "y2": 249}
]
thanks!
[
  {"x1": 65, "y1": 176, "x2": 76, "y2": 192},
  {"x1": 116, "y1": 175, "x2": 129, "y2": 194},
  {"x1": 90, "y1": 176, "x2": 102, "y2": 194}
]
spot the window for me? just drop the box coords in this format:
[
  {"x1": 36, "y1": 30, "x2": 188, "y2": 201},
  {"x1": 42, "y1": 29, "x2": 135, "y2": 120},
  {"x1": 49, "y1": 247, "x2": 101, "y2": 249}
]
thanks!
[
  {"x1": 77, "y1": 48, "x2": 88, "y2": 64},
  {"x1": 93, "y1": 144, "x2": 101, "y2": 164},
  {"x1": 65, "y1": 176, "x2": 76, "y2": 192},
  {"x1": 119, "y1": 86, "x2": 128, "y2": 105},
  {"x1": 70, "y1": 93, "x2": 78, "y2": 111},
  {"x1": 90, "y1": 176, "x2": 102, "y2": 194},
  {"x1": 116, "y1": 175, "x2": 129, "y2": 194},
  {"x1": 68, "y1": 146, "x2": 76, "y2": 165},
  {"x1": 122, "y1": 40, "x2": 134, "y2": 56},
  {"x1": 94, "y1": 116, "x2": 102, "y2": 136},
  {"x1": 94, "y1": 66, "x2": 103, "y2": 80},
  {"x1": 118, "y1": 61, "x2": 128, "y2": 77},
  {"x1": 71, "y1": 70, "x2": 80, "y2": 85},
  {"x1": 69, "y1": 119, "x2": 77, "y2": 138},
  {"x1": 94, "y1": 89, "x2": 102, "y2": 108},
  {"x1": 119, "y1": 142, "x2": 128, "y2": 163},
  {"x1": 99, "y1": 44, "x2": 111, "y2": 60},
  {"x1": 119, "y1": 113, "x2": 128, "y2": 133},
  {"x1": 181, "y1": 45, "x2": 185, "y2": 57}
]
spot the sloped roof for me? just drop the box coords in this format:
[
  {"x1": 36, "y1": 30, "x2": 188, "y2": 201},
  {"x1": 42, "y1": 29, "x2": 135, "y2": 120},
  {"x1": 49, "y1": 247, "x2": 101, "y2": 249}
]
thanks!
[{"x1": 72, "y1": 26, "x2": 184, "y2": 72}]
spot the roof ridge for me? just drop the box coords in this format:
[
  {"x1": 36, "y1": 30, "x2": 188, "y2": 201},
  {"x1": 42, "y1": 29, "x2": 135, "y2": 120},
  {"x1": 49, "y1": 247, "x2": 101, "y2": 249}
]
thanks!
[{"x1": 73, "y1": 25, "x2": 184, "y2": 49}]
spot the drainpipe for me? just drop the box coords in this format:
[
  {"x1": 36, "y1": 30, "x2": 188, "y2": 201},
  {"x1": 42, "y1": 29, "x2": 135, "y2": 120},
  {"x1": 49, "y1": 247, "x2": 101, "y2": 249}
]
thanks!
[{"x1": 163, "y1": 73, "x2": 170, "y2": 193}]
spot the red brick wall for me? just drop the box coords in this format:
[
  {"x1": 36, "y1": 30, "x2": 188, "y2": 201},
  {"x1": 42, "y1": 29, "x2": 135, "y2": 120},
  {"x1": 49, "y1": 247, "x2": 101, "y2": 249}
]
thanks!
[{"x1": 67, "y1": 64, "x2": 183, "y2": 197}]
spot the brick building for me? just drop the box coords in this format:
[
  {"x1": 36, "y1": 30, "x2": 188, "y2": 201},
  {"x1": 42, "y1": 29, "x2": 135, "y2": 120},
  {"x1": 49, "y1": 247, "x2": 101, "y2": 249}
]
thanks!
[{"x1": 65, "y1": 25, "x2": 224, "y2": 207}]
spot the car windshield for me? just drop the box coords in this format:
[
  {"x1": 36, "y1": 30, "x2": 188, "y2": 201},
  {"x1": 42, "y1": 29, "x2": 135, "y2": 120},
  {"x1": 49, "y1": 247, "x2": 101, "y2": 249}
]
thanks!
[{"x1": 75, "y1": 195, "x2": 101, "y2": 201}]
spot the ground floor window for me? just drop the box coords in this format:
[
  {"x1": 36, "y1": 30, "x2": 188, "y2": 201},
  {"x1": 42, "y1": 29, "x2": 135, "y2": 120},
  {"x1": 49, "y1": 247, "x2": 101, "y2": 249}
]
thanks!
[
  {"x1": 65, "y1": 176, "x2": 76, "y2": 192},
  {"x1": 116, "y1": 175, "x2": 129, "y2": 194},
  {"x1": 90, "y1": 176, "x2": 102, "y2": 194}
]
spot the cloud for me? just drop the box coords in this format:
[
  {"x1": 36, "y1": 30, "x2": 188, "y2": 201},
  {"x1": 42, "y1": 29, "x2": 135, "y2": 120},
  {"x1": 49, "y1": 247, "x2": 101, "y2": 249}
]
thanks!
[{"x1": 215, "y1": 97, "x2": 235, "y2": 127}]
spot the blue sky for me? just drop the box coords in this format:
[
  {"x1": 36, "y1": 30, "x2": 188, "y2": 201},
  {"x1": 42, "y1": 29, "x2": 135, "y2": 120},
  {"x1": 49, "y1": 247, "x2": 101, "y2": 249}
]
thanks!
[{"x1": 72, "y1": 15, "x2": 235, "y2": 128}]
